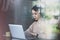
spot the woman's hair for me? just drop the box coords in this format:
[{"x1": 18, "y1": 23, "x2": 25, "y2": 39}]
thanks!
[
  {"x1": 32, "y1": 5, "x2": 42, "y2": 11},
  {"x1": 32, "y1": 5, "x2": 39, "y2": 11}
]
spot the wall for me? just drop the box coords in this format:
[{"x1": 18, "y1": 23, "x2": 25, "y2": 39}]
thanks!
[
  {"x1": 0, "y1": 0, "x2": 9, "y2": 39},
  {"x1": 0, "y1": 0, "x2": 33, "y2": 39}
]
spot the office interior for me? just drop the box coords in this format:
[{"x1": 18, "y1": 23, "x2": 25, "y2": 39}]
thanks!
[{"x1": 0, "y1": 0, "x2": 60, "y2": 40}]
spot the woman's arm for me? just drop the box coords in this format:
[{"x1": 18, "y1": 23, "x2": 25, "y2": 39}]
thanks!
[{"x1": 25, "y1": 22, "x2": 37, "y2": 37}]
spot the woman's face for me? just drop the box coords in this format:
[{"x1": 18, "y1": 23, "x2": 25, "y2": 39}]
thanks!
[{"x1": 32, "y1": 9, "x2": 40, "y2": 21}]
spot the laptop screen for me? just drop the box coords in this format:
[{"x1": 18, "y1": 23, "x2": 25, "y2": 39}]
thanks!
[{"x1": 9, "y1": 24, "x2": 26, "y2": 39}]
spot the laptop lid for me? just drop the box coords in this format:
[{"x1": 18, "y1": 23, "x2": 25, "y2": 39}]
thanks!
[{"x1": 9, "y1": 24, "x2": 26, "y2": 39}]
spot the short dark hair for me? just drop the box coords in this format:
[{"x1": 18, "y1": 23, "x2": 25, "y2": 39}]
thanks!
[
  {"x1": 32, "y1": 5, "x2": 42, "y2": 11},
  {"x1": 32, "y1": 5, "x2": 39, "y2": 11}
]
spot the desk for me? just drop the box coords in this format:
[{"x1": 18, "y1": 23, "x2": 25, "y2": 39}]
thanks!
[
  {"x1": 3, "y1": 37, "x2": 59, "y2": 40},
  {"x1": 2, "y1": 34, "x2": 60, "y2": 40},
  {"x1": 3, "y1": 37, "x2": 27, "y2": 40}
]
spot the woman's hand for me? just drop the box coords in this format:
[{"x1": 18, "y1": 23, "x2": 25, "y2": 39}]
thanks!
[{"x1": 30, "y1": 32, "x2": 38, "y2": 37}]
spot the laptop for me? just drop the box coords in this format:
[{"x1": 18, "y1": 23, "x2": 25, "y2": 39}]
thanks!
[{"x1": 9, "y1": 24, "x2": 26, "y2": 40}]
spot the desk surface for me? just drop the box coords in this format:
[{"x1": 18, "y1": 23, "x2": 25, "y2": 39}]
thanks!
[
  {"x1": 2, "y1": 37, "x2": 60, "y2": 40},
  {"x1": 1, "y1": 33, "x2": 60, "y2": 40},
  {"x1": 2, "y1": 37, "x2": 27, "y2": 40}
]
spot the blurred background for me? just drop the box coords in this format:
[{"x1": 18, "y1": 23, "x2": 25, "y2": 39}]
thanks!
[{"x1": 0, "y1": 0, "x2": 60, "y2": 40}]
